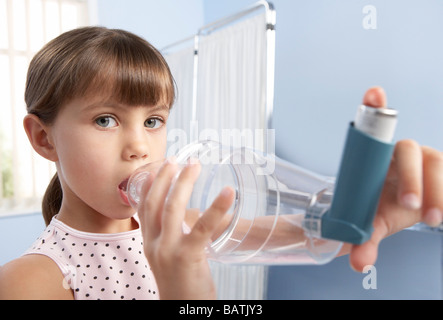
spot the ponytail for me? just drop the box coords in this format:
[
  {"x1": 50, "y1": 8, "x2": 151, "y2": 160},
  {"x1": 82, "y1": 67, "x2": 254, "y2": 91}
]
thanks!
[{"x1": 42, "y1": 173, "x2": 63, "y2": 226}]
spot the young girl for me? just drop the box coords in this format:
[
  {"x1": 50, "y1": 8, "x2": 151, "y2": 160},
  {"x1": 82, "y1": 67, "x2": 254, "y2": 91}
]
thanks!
[{"x1": 0, "y1": 26, "x2": 441, "y2": 300}]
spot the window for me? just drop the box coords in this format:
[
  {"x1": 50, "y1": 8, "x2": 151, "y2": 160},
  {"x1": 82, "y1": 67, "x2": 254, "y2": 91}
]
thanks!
[{"x1": 0, "y1": 0, "x2": 90, "y2": 216}]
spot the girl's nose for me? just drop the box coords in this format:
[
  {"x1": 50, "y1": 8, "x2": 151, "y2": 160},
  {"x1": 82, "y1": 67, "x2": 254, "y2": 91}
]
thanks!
[
  {"x1": 122, "y1": 133, "x2": 149, "y2": 161},
  {"x1": 128, "y1": 148, "x2": 148, "y2": 160}
]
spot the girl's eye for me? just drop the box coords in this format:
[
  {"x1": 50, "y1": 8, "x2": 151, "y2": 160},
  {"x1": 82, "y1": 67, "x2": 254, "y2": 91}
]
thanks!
[
  {"x1": 95, "y1": 116, "x2": 117, "y2": 128},
  {"x1": 144, "y1": 118, "x2": 163, "y2": 129}
]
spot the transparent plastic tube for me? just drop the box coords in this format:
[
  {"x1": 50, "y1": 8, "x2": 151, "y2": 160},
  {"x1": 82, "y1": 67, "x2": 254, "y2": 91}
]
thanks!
[
  {"x1": 127, "y1": 140, "x2": 342, "y2": 265},
  {"x1": 127, "y1": 105, "x2": 397, "y2": 265}
]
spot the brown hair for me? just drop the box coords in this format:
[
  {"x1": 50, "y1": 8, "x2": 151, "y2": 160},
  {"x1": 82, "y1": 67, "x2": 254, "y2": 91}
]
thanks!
[{"x1": 25, "y1": 27, "x2": 175, "y2": 225}]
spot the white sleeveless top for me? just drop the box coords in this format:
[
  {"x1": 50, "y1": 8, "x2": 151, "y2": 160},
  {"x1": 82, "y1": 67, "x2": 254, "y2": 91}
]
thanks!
[{"x1": 23, "y1": 216, "x2": 159, "y2": 300}]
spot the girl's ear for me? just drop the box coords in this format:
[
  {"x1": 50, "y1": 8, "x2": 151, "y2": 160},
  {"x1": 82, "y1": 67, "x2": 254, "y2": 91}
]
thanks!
[{"x1": 23, "y1": 114, "x2": 58, "y2": 162}]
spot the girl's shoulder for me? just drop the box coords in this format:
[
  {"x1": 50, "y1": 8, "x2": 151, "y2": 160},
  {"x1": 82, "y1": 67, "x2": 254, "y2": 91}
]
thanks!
[{"x1": 0, "y1": 254, "x2": 74, "y2": 300}]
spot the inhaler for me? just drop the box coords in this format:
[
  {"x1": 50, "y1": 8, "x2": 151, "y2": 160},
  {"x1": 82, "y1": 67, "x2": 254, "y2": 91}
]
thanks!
[{"x1": 127, "y1": 105, "x2": 398, "y2": 265}]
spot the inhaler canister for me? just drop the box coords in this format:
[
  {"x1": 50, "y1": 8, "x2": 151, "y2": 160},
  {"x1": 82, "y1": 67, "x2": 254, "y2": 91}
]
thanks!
[
  {"x1": 320, "y1": 105, "x2": 398, "y2": 244},
  {"x1": 354, "y1": 105, "x2": 398, "y2": 143}
]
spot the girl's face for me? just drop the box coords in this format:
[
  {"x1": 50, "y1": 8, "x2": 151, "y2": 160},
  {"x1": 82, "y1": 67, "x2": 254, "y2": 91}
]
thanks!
[{"x1": 49, "y1": 94, "x2": 169, "y2": 229}]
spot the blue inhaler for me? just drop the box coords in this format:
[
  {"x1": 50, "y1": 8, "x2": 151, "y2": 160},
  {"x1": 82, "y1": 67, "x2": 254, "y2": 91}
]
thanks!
[
  {"x1": 127, "y1": 105, "x2": 398, "y2": 265},
  {"x1": 318, "y1": 105, "x2": 397, "y2": 244}
]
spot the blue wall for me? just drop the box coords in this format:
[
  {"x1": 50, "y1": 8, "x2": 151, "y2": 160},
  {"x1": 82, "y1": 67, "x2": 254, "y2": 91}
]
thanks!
[
  {"x1": 0, "y1": 213, "x2": 45, "y2": 265},
  {"x1": 96, "y1": 0, "x2": 204, "y2": 49},
  {"x1": 267, "y1": 230, "x2": 442, "y2": 300}
]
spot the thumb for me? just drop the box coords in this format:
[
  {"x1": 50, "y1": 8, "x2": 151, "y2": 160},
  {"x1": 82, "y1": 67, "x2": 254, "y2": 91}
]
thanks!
[
  {"x1": 362, "y1": 86, "x2": 387, "y2": 108},
  {"x1": 348, "y1": 221, "x2": 387, "y2": 272},
  {"x1": 349, "y1": 239, "x2": 379, "y2": 272}
]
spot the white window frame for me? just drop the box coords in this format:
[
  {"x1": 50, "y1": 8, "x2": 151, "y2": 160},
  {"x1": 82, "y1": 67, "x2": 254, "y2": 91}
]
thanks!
[{"x1": 0, "y1": 0, "x2": 93, "y2": 217}]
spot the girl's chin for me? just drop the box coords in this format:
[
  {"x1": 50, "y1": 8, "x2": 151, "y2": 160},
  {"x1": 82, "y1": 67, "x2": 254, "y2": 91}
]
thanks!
[{"x1": 107, "y1": 206, "x2": 137, "y2": 222}]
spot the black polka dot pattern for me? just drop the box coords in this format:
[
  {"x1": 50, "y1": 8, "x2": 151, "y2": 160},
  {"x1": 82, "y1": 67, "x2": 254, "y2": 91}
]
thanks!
[{"x1": 23, "y1": 217, "x2": 158, "y2": 300}]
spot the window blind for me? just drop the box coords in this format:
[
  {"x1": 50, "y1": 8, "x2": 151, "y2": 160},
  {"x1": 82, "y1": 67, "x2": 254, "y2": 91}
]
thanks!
[{"x1": 0, "y1": 0, "x2": 90, "y2": 216}]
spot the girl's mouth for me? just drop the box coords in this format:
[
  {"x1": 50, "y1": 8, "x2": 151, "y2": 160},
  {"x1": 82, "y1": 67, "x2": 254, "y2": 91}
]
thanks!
[
  {"x1": 118, "y1": 177, "x2": 130, "y2": 206},
  {"x1": 118, "y1": 178, "x2": 129, "y2": 192}
]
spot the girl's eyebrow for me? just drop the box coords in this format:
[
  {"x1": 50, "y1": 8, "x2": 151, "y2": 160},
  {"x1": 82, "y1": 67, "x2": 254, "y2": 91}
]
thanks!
[{"x1": 147, "y1": 104, "x2": 170, "y2": 114}]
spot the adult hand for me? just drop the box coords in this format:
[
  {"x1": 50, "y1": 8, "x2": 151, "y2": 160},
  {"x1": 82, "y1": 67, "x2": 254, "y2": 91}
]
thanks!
[{"x1": 348, "y1": 87, "x2": 443, "y2": 271}]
